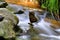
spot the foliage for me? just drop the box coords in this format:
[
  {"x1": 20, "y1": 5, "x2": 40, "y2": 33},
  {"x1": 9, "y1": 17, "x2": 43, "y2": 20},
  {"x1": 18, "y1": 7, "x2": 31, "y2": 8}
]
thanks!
[
  {"x1": 41, "y1": 0, "x2": 58, "y2": 13},
  {"x1": 41, "y1": 0, "x2": 59, "y2": 20}
]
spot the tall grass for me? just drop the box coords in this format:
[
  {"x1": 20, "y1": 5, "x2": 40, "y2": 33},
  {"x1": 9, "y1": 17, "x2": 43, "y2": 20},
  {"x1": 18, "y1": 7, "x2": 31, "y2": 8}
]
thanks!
[{"x1": 40, "y1": 0, "x2": 59, "y2": 20}]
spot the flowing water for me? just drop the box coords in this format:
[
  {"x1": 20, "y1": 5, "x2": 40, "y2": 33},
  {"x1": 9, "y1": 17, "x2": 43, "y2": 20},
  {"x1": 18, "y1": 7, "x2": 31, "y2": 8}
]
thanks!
[
  {"x1": 8, "y1": 4, "x2": 60, "y2": 40},
  {"x1": 32, "y1": 11, "x2": 57, "y2": 35}
]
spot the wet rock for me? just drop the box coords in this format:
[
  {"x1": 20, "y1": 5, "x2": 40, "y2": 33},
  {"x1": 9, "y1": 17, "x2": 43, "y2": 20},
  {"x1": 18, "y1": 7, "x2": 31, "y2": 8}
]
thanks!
[
  {"x1": 0, "y1": 15, "x2": 4, "y2": 21},
  {"x1": 0, "y1": 2, "x2": 8, "y2": 8},
  {"x1": 29, "y1": 12, "x2": 38, "y2": 23},
  {"x1": 14, "y1": 10, "x2": 24, "y2": 14},
  {"x1": 0, "y1": 8, "x2": 18, "y2": 38}
]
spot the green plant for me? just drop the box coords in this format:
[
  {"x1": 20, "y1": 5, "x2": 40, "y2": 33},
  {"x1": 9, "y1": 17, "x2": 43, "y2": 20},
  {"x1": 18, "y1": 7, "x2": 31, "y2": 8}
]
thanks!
[{"x1": 41, "y1": 0, "x2": 59, "y2": 20}]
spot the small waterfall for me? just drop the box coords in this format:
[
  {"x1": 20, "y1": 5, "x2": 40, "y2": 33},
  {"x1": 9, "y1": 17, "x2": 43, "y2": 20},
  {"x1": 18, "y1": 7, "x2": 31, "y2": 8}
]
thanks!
[
  {"x1": 33, "y1": 11, "x2": 57, "y2": 35},
  {"x1": 16, "y1": 10, "x2": 30, "y2": 33},
  {"x1": 13, "y1": 5, "x2": 60, "y2": 40},
  {"x1": 16, "y1": 8, "x2": 57, "y2": 35}
]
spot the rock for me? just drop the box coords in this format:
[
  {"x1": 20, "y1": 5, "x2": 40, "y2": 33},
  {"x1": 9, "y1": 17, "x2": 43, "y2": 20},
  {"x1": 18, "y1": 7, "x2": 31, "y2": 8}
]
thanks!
[
  {"x1": 14, "y1": 10, "x2": 24, "y2": 14},
  {"x1": 0, "y1": 8, "x2": 18, "y2": 38},
  {"x1": 0, "y1": 15, "x2": 4, "y2": 21},
  {"x1": 0, "y1": 2, "x2": 8, "y2": 8},
  {"x1": 29, "y1": 12, "x2": 38, "y2": 23}
]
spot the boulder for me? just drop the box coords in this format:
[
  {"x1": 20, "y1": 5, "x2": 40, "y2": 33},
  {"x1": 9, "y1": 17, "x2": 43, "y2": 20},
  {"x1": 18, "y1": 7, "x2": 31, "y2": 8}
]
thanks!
[{"x1": 0, "y1": 8, "x2": 18, "y2": 38}]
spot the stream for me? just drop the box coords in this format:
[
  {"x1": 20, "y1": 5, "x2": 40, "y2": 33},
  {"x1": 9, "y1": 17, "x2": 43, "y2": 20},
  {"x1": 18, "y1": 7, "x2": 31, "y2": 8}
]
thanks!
[{"x1": 8, "y1": 4, "x2": 60, "y2": 40}]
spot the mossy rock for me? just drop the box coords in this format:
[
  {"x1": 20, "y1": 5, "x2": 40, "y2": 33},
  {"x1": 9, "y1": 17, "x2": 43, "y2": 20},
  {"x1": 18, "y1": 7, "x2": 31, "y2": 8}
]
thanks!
[
  {"x1": 0, "y1": 2, "x2": 8, "y2": 8},
  {"x1": 0, "y1": 8, "x2": 18, "y2": 38}
]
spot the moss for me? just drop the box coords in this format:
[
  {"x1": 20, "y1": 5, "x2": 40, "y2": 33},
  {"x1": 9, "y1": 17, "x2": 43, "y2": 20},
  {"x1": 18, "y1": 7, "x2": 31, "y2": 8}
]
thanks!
[{"x1": 0, "y1": 8, "x2": 19, "y2": 38}]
